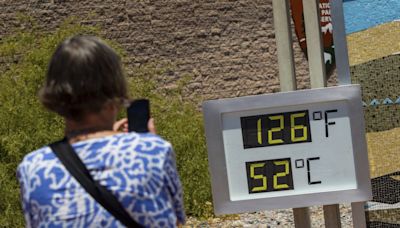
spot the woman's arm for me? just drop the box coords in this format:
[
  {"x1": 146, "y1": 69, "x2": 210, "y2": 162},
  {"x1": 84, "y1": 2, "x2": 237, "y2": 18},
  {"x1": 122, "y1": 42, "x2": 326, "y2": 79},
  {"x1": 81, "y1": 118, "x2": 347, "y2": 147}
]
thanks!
[
  {"x1": 16, "y1": 163, "x2": 32, "y2": 228},
  {"x1": 113, "y1": 118, "x2": 156, "y2": 134},
  {"x1": 164, "y1": 146, "x2": 186, "y2": 225}
]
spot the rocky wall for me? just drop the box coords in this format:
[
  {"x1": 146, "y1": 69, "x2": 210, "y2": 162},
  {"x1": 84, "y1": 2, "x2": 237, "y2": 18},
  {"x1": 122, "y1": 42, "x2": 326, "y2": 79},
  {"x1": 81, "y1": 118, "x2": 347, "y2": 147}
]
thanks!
[{"x1": 0, "y1": 0, "x2": 338, "y2": 101}]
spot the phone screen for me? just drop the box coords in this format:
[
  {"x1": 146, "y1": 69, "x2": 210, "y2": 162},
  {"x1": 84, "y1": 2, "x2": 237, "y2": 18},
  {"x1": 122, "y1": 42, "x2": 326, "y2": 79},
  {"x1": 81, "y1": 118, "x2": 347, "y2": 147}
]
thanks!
[{"x1": 127, "y1": 99, "x2": 150, "y2": 133}]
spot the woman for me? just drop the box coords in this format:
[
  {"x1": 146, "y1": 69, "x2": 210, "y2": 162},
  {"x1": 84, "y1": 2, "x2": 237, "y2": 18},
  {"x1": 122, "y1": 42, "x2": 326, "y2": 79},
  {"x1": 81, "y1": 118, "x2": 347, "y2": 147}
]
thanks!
[{"x1": 17, "y1": 35, "x2": 185, "y2": 227}]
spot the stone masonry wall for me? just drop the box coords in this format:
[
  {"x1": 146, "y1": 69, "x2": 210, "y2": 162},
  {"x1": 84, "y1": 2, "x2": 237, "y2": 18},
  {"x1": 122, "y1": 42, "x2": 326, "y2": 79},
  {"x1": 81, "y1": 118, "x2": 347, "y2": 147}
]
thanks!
[
  {"x1": 351, "y1": 54, "x2": 400, "y2": 132},
  {"x1": 0, "y1": 0, "x2": 336, "y2": 101}
]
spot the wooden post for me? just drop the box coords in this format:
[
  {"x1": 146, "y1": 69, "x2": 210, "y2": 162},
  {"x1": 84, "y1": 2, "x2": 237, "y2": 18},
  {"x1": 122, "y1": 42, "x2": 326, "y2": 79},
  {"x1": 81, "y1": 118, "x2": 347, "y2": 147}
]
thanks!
[
  {"x1": 323, "y1": 205, "x2": 342, "y2": 228},
  {"x1": 352, "y1": 202, "x2": 367, "y2": 228},
  {"x1": 293, "y1": 207, "x2": 312, "y2": 228}
]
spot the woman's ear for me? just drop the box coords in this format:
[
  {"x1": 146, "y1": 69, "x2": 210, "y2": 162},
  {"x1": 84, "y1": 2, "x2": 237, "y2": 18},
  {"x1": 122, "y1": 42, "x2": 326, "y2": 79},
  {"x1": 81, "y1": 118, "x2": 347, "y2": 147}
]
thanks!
[{"x1": 100, "y1": 100, "x2": 120, "y2": 120}]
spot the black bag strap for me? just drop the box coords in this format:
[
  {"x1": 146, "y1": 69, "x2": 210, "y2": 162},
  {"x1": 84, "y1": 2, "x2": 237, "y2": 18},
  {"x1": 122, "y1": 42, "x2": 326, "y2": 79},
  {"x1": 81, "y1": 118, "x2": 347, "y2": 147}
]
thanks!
[{"x1": 49, "y1": 138, "x2": 143, "y2": 228}]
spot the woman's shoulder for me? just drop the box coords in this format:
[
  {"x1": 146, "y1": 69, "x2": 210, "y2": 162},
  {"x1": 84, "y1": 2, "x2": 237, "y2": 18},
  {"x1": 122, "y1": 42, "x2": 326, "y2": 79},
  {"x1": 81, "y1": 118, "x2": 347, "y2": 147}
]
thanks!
[
  {"x1": 17, "y1": 133, "x2": 173, "y2": 173},
  {"x1": 17, "y1": 145, "x2": 54, "y2": 178},
  {"x1": 19, "y1": 133, "x2": 169, "y2": 164},
  {"x1": 90, "y1": 132, "x2": 171, "y2": 148},
  {"x1": 115, "y1": 132, "x2": 173, "y2": 158},
  {"x1": 132, "y1": 132, "x2": 172, "y2": 148},
  {"x1": 20, "y1": 144, "x2": 52, "y2": 163}
]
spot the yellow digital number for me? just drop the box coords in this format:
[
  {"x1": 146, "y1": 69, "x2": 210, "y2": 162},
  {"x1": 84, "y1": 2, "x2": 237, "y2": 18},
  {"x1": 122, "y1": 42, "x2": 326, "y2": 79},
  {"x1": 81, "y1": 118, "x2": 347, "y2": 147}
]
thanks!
[
  {"x1": 250, "y1": 163, "x2": 267, "y2": 192},
  {"x1": 257, "y1": 118, "x2": 262, "y2": 144},
  {"x1": 273, "y1": 160, "x2": 290, "y2": 189},
  {"x1": 268, "y1": 115, "x2": 284, "y2": 144},
  {"x1": 291, "y1": 112, "x2": 308, "y2": 142}
]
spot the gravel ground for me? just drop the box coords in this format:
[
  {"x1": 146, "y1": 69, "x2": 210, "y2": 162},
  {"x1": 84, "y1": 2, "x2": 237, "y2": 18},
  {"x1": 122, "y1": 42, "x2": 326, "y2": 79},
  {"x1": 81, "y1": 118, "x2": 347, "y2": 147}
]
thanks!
[{"x1": 184, "y1": 204, "x2": 353, "y2": 227}]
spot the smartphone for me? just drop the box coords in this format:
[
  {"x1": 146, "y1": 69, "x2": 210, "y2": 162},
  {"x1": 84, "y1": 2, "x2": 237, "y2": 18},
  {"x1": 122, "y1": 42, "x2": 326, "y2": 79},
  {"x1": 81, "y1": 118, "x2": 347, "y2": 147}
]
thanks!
[{"x1": 127, "y1": 99, "x2": 150, "y2": 133}]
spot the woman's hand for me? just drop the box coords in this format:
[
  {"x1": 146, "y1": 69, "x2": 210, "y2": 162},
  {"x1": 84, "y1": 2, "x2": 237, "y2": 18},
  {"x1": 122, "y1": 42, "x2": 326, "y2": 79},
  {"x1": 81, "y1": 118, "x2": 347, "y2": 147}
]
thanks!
[
  {"x1": 147, "y1": 118, "x2": 156, "y2": 134},
  {"x1": 113, "y1": 118, "x2": 156, "y2": 134},
  {"x1": 113, "y1": 118, "x2": 128, "y2": 132}
]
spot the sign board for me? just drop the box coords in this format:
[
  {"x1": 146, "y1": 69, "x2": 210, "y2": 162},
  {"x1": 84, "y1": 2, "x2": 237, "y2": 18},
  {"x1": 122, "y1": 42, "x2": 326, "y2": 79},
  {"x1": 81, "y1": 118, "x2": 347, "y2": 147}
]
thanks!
[
  {"x1": 203, "y1": 85, "x2": 371, "y2": 215},
  {"x1": 291, "y1": 0, "x2": 336, "y2": 76}
]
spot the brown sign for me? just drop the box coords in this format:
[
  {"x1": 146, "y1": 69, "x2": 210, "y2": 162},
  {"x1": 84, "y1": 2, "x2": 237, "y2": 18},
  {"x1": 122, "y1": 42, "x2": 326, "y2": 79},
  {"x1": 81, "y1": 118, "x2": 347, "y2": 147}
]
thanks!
[{"x1": 290, "y1": 0, "x2": 335, "y2": 76}]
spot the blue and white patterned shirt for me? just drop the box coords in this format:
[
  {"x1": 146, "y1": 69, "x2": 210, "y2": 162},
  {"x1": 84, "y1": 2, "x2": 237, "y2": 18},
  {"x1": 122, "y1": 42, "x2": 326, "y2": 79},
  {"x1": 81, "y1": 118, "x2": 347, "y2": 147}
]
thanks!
[{"x1": 17, "y1": 132, "x2": 185, "y2": 227}]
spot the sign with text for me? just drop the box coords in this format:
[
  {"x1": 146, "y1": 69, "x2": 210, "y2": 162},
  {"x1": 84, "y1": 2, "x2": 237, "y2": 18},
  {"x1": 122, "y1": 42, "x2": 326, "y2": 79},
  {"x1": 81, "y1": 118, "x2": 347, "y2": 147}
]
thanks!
[
  {"x1": 290, "y1": 0, "x2": 336, "y2": 76},
  {"x1": 203, "y1": 85, "x2": 371, "y2": 215}
]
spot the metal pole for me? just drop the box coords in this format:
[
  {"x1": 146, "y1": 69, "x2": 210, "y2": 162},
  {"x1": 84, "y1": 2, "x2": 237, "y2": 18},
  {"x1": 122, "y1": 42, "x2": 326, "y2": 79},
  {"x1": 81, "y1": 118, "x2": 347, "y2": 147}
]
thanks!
[
  {"x1": 272, "y1": 0, "x2": 311, "y2": 226},
  {"x1": 273, "y1": 0, "x2": 296, "y2": 92},
  {"x1": 330, "y1": 0, "x2": 351, "y2": 85},
  {"x1": 303, "y1": 0, "x2": 326, "y2": 88},
  {"x1": 330, "y1": 1, "x2": 367, "y2": 226},
  {"x1": 303, "y1": 0, "x2": 341, "y2": 227}
]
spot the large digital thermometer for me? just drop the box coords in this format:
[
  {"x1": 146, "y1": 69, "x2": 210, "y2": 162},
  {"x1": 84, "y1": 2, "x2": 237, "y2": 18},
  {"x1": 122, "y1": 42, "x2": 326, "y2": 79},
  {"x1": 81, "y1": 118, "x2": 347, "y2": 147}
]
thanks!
[{"x1": 203, "y1": 85, "x2": 371, "y2": 215}]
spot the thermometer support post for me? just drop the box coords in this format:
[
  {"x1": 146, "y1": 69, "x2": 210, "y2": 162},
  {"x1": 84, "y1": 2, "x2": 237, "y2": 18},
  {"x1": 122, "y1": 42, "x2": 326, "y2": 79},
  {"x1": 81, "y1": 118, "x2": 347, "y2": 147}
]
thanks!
[{"x1": 273, "y1": 0, "x2": 312, "y2": 225}]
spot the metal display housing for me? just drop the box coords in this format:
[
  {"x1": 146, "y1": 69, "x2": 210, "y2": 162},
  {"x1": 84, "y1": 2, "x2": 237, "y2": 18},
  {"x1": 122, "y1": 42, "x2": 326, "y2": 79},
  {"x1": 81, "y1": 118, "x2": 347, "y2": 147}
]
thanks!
[{"x1": 202, "y1": 85, "x2": 371, "y2": 215}]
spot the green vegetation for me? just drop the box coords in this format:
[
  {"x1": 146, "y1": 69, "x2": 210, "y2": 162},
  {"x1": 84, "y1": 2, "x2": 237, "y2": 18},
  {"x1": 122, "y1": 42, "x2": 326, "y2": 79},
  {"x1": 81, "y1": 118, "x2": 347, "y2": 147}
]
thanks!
[
  {"x1": 0, "y1": 18, "x2": 211, "y2": 226},
  {"x1": 128, "y1": 63, "x2": 213, "y2": 219}
]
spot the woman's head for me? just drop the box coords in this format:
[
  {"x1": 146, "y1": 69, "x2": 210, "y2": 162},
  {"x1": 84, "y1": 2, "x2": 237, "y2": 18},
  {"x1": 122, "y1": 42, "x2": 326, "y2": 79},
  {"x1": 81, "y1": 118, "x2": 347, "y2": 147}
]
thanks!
[{"x1": 40, "y1": 35, "x2": 127, "y2": 121}]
